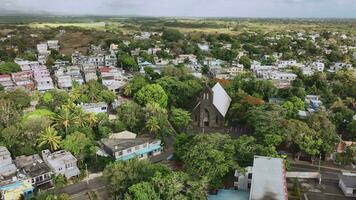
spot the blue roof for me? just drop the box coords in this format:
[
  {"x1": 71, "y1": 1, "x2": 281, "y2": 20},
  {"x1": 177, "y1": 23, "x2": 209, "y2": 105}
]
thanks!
[{"x1": 208, "y1": 190, "x2": 249, "y2": 200}]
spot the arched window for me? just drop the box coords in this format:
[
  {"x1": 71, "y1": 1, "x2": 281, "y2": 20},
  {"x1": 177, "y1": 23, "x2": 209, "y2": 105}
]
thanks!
[{"x1": 216, "y1": 116, "x2": 219, "y2": 124}]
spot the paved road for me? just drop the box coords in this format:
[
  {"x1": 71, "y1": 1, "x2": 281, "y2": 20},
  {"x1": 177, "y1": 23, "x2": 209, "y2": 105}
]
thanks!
[{"x1": 59, "y1": 136, "x2": 175, "y2": 199}]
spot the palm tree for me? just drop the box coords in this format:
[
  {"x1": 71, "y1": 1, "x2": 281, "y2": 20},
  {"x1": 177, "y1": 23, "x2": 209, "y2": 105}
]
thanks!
[
  {"x1": 38, "y1": 127, "x2": 62, "y2": 151},
  {"x1": 52, "y1": 106, "x2": 78, "y2": 134},
  {"x1": 85, "y1": 112, "x2": 98, "y2": 127},
  {"x1": 145, "y1": 117, "x2": 160, "y2": 135},
  {"x1": 74, "y1": 108, "x2": 87, "y2": 128}
]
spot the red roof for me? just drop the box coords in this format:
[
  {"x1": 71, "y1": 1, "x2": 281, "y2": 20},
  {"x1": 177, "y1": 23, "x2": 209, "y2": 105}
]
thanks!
[
  {"x1": 0, "y1": 74, "x2": 11, "y2": 78},
  {"x1": 99, "y1": 67, "x2": 111, "y2": 73}
]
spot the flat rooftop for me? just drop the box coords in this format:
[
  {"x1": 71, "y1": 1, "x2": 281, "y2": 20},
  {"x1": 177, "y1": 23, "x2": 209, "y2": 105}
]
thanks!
[{"x1": 250, "y1": 156, "x2": 288, "y2": 200}]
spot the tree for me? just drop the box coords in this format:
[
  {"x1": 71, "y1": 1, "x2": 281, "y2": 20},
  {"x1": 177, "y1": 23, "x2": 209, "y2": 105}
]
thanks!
[
  {"x1": 37, "y1": 127, "x2": 62, "y2": 151},
  {"x1": 0, "y1": 62, "x2": 21, "y2": 74},
  {"x1": 145, "y1": 117, "x2": 161, "y2": 135},
  {"x1": 117, "y1": 101, "x2": 143, "y2": 132},
  {"x1": 134, "y1": 84, "x2": 168, "y2": 108},
  {"x1": 169, "y1": 108, "x2": 191, "y2": 132},
  {"x1": 103, "y1": 159, "x2": 170, "y2": 199},
  {"x1": 307, "y1": 112, "x2": 340, "y2": 155},
  {"x1": 177, "y1": 133, "x2": 236, "y2": 188},
  {"x1": 285, "y1": 119, "x2": 322, "y2": 156},
  {"x1": 162, "y1": 29, "x2": 184, "y2": 42},
  {"x1": 282, "y1": 97, "x2": 305, "y2": 118},
  {"x1": 0, "y1": 99, "x2": 19, "y2": 127},
  {"x1": 52, "y1": 106, "x2": 78, "y2": 134},
  {"x1": 125, "y1": 182, "x2": 160, "y2": 200},
  {"x1": 123, "y1": 75, "x2": 148, "y2": 97},
  {"x1": 239, "y1": 56, "x2": 251, "y2": 69},
  {"x1": 119, "y1": 54, "x2": 139, "y2": 71},
  {"x1": 61, "y1": 131, "x2": 94, "y2": 161}
]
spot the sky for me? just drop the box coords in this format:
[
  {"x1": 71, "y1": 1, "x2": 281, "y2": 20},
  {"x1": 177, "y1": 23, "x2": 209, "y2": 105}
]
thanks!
[{"x1": 1, "y1": 0, "x2": 356, "y2": 18}]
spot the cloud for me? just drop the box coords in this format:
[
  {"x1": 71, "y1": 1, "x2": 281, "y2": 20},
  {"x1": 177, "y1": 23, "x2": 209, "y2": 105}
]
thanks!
[{"x1": 0, "y1": 0, "x2": 356, "y2": 18}]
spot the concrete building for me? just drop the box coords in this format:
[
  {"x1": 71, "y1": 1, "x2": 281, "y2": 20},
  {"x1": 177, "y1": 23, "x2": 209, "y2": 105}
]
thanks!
[
  {"x1": 0, "y1": 180, "x2": 34, "y2": 200},
  {"x1": 0, "y1": 75, "x2": 15, "y2": 90},
  {"x1": 192, "y1": 83, "x2": 232, "y2": 128},
  {"x1": 0, "y1": 146, "x2": 17, "y2": 179},
  {"x1": 41, "y1": 150, "x2": 80, "y2": 179},
  {"x1": 249, "y1": 156, "x2": 288, "y2": 200},
  {"x1": 99, "y1": 131, "x2": 162, "y2": 161},
  {"x1": 11, "y1": 71, "x2": 35, "y2": 90},
  {"x1": 15, "y1": 154, "x2": 53, "y2": 188},
  {"x1": 338, "y1": 172, "x2": 356, "y2": 197},
  {"x1": 105, "y1": 54, "x2": 117, "y2": 67},
  {"x1": 80, "y1": 102, "x2": 108, "y2": 114},
  {"x1": 47, "y1": 40, "x2": 59, "y2": 51}
]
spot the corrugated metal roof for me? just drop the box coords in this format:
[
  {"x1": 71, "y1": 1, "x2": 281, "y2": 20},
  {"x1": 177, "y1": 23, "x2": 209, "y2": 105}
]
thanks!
[{"x1": 212, "y1": 82, "x2": 232, "y2": 117}]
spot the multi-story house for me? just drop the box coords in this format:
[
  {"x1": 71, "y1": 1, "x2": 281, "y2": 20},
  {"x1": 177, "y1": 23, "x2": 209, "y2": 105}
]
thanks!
[
  {"x1": 80, "y1": 102, "x2": 108, "y2": 114},
  {"x1": 99, "y1": 67, "x2": 127, "y2": 93},
  {"x1": 55, "y1": 68, "x2": 72, "y2": 90},
  {"x1": 99, "y1": 136, "x2": 162, "y2": 161},
  {"x1": 82, "y1": 65, "x2": 98, "y2": 82},
  {"x1": 47, "y1": 40, "x2": 59, "y2": 51},
  {"x1": 41, "y1": 150, "x2": 80, "y2": 179},
  {"x1": 33, "y1": 67, "x2": 54, "y2": 91},
  {"x1": 0, "y1": 146, "x2": 17, "y2": 179},
  {"x1": 71, "y1": 51, "x2": 88, "y2": 66},
  {"x1": 11, "y1": 71, "x2": 35, "y2": 90},
  {"x1": 15, "y1": 154, "x2": 53, "y2": 188},
  {"x1": 0, "y1": 75, "x2": 15, "y2": 90},
  {"x1": 105, "y1": 54, "x2": 117, "y2": 67},
  {"x1": 88, "y1": 54, "x2": 105, "y2": 67}
]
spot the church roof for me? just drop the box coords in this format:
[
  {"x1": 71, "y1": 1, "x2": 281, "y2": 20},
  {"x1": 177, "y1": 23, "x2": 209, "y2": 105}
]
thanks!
[{"x1": 212, "y1": 82, "x2": 232, "y2": 117}]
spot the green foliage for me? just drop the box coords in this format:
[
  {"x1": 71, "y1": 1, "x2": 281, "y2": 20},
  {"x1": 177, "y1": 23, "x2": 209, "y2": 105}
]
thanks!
[
  {"x1": 134, "y1": 84, "x2": 168, "y2": 108},
  {"x1": 162, "y1": 29, "x2": 184, "y2": 42},
  {"x1": 169, "y1": 108, "x2": 191, "y2": 133},
  {"x1": 103, "y1": 159, "x2": 171, "y2": 199},
  {"x1": 119, "y1": 53, "x2": 139, "y2": 71},
  {"x1": 39, "y1": 90, "x2": 70, "y2": 111},
  {"x1": 117, "y1": 101, "x2": 143, "y2": 132},
  {"x1": 61, "y1": 131, "x2": 94, "y2": 161},
  {"x1": 0, "y1": 62, "x2": 21, "y2": 74},
  {"x1": 282, "y1": 97, "x2": 305, "y2": 118},
  {"x1": 123, "y1": 75, "x2": 148, "y2": 97},
  {"x1": 239, "y1": 56, "x2": 251, "y2": 69},
  {"x1": 176, "y1": 133, "x2": 236, "y2": 189},
  {"x1": 37, "y1": 127, "x2": 62, "y2": 152},
  {"x1": 0, "y1": 89, "x2": 31, "y2": 109},
  {"x1": 53, "y1": 175, "x2": 67, "y2": 188}
]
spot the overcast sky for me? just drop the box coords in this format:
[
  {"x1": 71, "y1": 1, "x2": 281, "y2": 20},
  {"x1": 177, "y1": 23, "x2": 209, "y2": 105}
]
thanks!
[{"x1": 1, "y1": 0, "x2": 356, "y2": 18}]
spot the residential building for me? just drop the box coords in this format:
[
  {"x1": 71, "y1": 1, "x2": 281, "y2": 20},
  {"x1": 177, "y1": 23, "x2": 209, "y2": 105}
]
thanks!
[
  {"x1": 47, "y1": 40, "x2": 59, "y2": 51},
  {"x1": 67, "y1": 66, "x2": 84, "y2": 84},
  {"x1": 41, "y1": 150, "x2": 80, "y2": 179},
  {"x1": 11, "y1": 71, "x2": 35, "y2": 90},
  {"x1": 88, "y1": 54, "x2": 105, "y2": 67},
  {"x1": 82, "y1": 65, "x2": 98, "y2": 82},
  {"x1": 0, "y1": 180, "x2": 34, "y2": 200},
  {"x1": 80, "y1": 102, "x2": 108, "y2": 114},
  {"x1": 192, "y1": 82, "x2": 232, "y2": 128},
  {"x1": 72, "y1": 51, "x2": 88, "y2": 66},
  {"x1": 338, "y1": 171, "x2": 356, "y2": 197},
  {"x1": 55, "y1": 68, "x2": 72, "y2": 90},
  {"x1": 277, "y1": 60, "x2": 297, "y2": 68},
  {"x1": 99, "y1": 137, "x2": 162, "y2": 161},
  {"x1": 105, "y1": 54, "x2": 117, "y2": 67},
  {"x1": 36, "y1": 43, "x2": 49, "y2": 55},
  {"x1": 234, "y1": 156, "x2": 288, "y2": 200},
  {"x1": 0, "y1": 146, "x2": 17, "y2": 179},
  {"x1": 0, "y1": 75, "x2": 15, "y2": 90},
  {"x1": 99, "y1": 67, "x2": 127, "y2": 93},
  {"x1": 329, "y1": 62, "x2": 353, "y2": 72},
  {"x1": 33, "y1": 67, "x2": 54, "y2": 91},
  {"x1": 15, "y1": 154, "x2": 53, "y2": 188}
]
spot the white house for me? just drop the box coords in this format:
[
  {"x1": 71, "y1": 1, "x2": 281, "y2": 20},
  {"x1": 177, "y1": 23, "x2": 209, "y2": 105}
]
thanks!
[
  {"x1": 80, "y1": 102, "x2": 108, "y2": 114},
  {"x1": 41, "y1": 150, "x2": 80, "y2": 179}
]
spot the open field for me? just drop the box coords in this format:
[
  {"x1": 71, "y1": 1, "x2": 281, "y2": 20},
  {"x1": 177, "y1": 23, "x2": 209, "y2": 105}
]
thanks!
[{"x1": 29, "y1": 22, "x2": 107, "y2": 29}]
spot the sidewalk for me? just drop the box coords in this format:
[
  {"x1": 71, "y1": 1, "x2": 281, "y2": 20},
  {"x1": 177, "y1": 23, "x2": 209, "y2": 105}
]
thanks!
[{"x1": 289, "y1": 158, "x2": 356, "y2": 173}]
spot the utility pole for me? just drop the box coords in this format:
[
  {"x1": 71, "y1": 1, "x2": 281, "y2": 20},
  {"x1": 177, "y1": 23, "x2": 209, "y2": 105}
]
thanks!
[{"x1": 85, "y1": 163, "x2": 89, "y2": 185}]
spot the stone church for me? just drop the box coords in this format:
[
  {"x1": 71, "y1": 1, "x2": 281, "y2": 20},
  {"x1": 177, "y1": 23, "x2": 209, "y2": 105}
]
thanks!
[{"x1": 192, "y1": 82, "x2": 232, "y2": 128}]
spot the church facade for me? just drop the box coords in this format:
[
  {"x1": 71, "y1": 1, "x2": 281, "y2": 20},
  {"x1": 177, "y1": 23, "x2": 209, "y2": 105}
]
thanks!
[{"x1": 192, "y1": 82, "x2": 232, "y2": 128}]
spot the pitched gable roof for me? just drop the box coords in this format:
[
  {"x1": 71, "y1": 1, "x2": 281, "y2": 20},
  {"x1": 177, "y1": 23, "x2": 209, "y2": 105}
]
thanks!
[{"x1": 212, "y1": 82, "x2": 232, "y2": 117}]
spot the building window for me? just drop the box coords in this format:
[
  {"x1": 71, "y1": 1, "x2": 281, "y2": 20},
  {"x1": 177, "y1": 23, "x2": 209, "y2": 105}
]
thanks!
[
  {"x1": 101, "y1": 107, "x2": 107, "y2": 110},
  {"x1": 248, "y1": 183, "x2": 251, "y2": 189},
  {"x1": 248, "y1": 173, "x2": 252, "y2": 179},
  {"x1": 195, "y1": 114, "x2": 198, "y2": 122},
  {"x1": 216, "y1": 116, "x2": 219, "y2": 124},
  {"x1": 127, "y1": 148, "x2": 132, "y2": 153}
]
